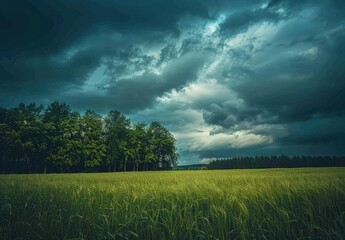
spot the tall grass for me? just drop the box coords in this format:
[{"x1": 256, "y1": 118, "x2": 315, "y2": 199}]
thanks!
[{"x1": 1, "y1": 168, "x2": 345, "y2": 239}]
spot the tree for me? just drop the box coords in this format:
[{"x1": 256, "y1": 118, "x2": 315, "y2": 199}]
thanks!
[
  {"x1": 55, "y1": 112, "x2": 84, "y2": 172},
  {"x1": 43, "y1": 102, "x2": 71, "y2": 173},
  {"x1": 12, "y1": 103, "x2": 45, "y2": 173},
  {"x1": 104, "y1": 110, "x2": 131, "y2": 171},
  {"x1": 128, "y1": 123, "x2": 147, "y2": 171},
  {"x1": 0, "y1": 109, "x2": 20, "y2": 173},
  {"x1": 146, "y1": 122, "x2": 179, "y2": 170},
  {"x1": 0, "y1": 102, "x2": 181, "y2": 173},
  {"x1": 81, "y1": 110, "x2": 106, "y2": 170}
]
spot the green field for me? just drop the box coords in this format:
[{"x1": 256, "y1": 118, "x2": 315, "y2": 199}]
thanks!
[{"x1": 1, "y1": 168, "x2": 345, "y2": 239}]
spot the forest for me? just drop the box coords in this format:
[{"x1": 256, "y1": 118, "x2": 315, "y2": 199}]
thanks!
[
  {"x1": 0, "y1": 102, "x2": 178, "y2": 174},
  {"x1": 208, "y1": 155, "x2": 345, "y2": 169}
]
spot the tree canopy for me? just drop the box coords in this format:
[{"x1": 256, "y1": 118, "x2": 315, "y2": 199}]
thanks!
[{"x1": 0, "y1": 102, "x2": 178, "y2": 173}]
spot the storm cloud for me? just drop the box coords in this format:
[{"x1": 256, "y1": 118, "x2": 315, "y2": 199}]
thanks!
[{"x1": 1, "y1": 0, "x2": 345, "y2": 164}]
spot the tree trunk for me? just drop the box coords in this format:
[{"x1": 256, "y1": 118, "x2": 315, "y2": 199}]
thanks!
[
  {"x1": 43, "y1": 164, "x2": 47, "y2": 174},
  {"x1": 124, "y1": 162, "x2": 127, "y2": 172}
]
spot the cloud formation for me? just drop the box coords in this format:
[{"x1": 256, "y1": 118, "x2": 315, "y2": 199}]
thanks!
[{"x1": 1, "y1": 0, "x2": 345, "y2": 164}]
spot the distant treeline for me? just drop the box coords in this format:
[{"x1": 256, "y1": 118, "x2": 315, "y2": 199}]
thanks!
[
  {"x1": 208, "y1": 156, "x2": 345, "y2": 169},
  {"x1": 0, "y1": 102, "x2": 178, "y2": 174}
]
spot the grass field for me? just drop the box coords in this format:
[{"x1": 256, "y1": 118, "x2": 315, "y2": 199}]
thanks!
[{"x1": 1, "y1": 168, "x2": 345, "y2": 239}]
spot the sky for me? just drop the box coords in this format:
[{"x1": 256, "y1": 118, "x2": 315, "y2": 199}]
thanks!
[{"x1": 1, "y1": 0, "x2": 345, "y2": 165}]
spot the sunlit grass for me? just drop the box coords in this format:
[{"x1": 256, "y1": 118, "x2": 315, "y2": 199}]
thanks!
[{"x1": 1, "y1": 168, "x2": 345, "y2": 239}]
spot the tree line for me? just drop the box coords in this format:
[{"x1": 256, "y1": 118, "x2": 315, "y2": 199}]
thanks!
[
  {"x1": 208, "y1": 155, "x2": 345, "y2": 170},
  {"x1": 0, "y1": 102, "x2": 178, "y2": 174}
]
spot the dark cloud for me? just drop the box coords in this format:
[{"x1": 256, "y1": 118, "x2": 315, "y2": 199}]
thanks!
[
  {"x1": 278, "y1": 117, "x2": 345, "y2": 146},
  {"x1": 0, "y1": 36, "x2": 121, "y2": 96},
  {"x1": 197, "y1": 0, "x2": 345, "y2": 159},
  {"x1": 1, "y1": 0, "x2": 345, "y2": 163},
  {"x1": 219, "y1": 8, "x2": 281, "y2": 36},
  {"x1": 180, "y1": 117, "x2": 345, "y2": 161},
  {"x1": 0, "y1": 0, "x2": 210, "y2": 108},
  {"x1": 0, "y1": 0, "x2": 209, "y2": 57},
  {"x1": 66, "y1": 52, "x2": 210, "y2": 113},
  {"x1": 204, "y1": 0, "x2": 345, "y2": 126},
  {"x1": 156, "y1": 44, "x2": 178, "y2": 66},
  {"x1": 233, "y1": 32, "x2": 345, "y2": 124}
]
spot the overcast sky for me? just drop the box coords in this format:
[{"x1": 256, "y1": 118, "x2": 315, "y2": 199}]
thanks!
[{"x1": 1, "y1": 0, "x2": 345, "y2": 164}]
